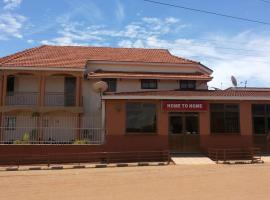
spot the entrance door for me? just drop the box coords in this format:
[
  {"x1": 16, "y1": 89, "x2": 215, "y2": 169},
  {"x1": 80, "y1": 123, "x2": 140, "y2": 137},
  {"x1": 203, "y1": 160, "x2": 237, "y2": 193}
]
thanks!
[
  {"x1": 169, "y1": 113, "x2": 200, "y2": 152},
  {"x1": 64, "y1": 77, "x2": 76, "y2": 106}
]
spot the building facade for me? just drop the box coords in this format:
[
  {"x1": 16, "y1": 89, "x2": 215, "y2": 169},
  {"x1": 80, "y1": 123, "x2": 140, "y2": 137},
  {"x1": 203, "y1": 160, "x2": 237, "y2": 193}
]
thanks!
[{"x1": 0, "y1": 45, "x2": 269, "y2": 162}]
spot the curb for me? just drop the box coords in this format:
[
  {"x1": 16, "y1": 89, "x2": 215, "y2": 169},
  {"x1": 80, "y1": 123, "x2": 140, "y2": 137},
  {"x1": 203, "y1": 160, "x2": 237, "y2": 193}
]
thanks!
[{"x1": 1, "y1": 162, "x2": 169, "y2": 172}]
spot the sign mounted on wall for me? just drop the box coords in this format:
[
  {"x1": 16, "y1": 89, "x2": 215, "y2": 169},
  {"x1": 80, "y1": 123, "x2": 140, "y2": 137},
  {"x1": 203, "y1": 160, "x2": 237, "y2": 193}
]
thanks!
[{"x1": 162, "y1": 101, "x2": 208, "y2": 112}]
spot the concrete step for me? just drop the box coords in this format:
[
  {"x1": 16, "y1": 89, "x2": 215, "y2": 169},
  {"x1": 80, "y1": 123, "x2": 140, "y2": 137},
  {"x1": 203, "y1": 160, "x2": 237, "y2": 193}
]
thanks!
[{"x1": 171, "y1": 154, "x2": 215, "y2": 165}]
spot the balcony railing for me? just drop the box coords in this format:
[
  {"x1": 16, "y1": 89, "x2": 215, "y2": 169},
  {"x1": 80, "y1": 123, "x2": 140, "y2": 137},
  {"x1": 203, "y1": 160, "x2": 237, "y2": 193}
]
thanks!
[
  {"x1": 45, "y1": 92, "x2": 76, "y2": 107},
  {"x1": 5, "y1": 92, "x2": 39, "y2": 106},
  {"x1": 0, "y1": 115, "x2": 105, "y2": 145}
]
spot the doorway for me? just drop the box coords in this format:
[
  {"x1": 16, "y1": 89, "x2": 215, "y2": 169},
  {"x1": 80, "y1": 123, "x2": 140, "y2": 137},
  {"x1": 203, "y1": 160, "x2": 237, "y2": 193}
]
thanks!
[
  {"x1": 169, "y1": 113, "x2": 200, "y2": 152},
  {"x1": 64, "y1": 77, "x2": 76, "y2": 106}
]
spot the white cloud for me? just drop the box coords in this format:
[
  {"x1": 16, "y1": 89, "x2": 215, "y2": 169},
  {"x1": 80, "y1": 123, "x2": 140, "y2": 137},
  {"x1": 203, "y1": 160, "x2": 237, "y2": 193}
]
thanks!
[
  {"x1": 41, "y1": 16, "x2": 186, "y2": 46},
  {"x1": 3, "y1": 0, "x2": 22, "y2": 10},
  {"x1": 39, "y1": 16, "x2": 270, "y2": 88},
  {"x1": 0, "y1": 13, "x2": 26, "y2": 39},
  {"x1": 115, "y1": 0, "x2": 125, "y2": 22}
]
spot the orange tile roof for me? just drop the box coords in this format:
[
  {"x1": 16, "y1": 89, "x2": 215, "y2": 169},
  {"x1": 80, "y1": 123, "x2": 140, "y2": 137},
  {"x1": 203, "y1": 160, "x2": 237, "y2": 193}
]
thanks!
[
  {"x1": 104, "y1": 90, "x2": 270, "y2": 98},
  {"x1": 88, "y1": 70, "x2": 212, "y2": 80},
  {"x1": 0, "y1": 45, "x2": 208, "y2": 69}
]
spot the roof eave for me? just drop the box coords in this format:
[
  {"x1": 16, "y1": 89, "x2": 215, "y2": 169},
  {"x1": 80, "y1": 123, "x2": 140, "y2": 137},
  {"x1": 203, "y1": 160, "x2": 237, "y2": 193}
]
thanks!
[{"x1": 102, "y1": 95, "x2": 270, "y2": 101}]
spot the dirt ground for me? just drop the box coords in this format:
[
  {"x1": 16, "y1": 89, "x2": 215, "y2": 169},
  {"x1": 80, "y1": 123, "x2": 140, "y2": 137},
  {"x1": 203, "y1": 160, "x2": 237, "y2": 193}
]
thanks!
[{"x1": 0, "y1": 164, "x2": 270, "y2": 200}]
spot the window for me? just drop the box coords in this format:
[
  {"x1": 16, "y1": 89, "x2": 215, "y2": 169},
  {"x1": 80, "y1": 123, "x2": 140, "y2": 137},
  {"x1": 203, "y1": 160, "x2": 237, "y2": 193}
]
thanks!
[
  {"x1": 103, "y1": 78, "x2": 117, "y2": 92},
  {"x1": 210, "y1": 104, "x2": 240, "y2": 134},
  {"x1": 6, "y1": 76, "x2": 15, "y2": 94},
  {"x1": 141, "y1": 79, "x2": 157, "y2": 89},
  {"x1": 5, "y1": 116, "x2": 16, "y2": 131},
  {"x1": 180, "y1": 80, "x2": 196, "y2": 90},
  {"x1": 126, "y1": 102, "x2": 156, "y2": 133},
  {"x1": 252, "y1": 104, "x2": 270, "y2": 134}
]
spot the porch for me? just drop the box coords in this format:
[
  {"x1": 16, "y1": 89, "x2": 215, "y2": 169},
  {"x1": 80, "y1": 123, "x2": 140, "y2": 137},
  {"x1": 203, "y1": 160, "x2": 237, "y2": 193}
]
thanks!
[{"x1": 0, "y1": 115, "x2": 105, "y2": 145}]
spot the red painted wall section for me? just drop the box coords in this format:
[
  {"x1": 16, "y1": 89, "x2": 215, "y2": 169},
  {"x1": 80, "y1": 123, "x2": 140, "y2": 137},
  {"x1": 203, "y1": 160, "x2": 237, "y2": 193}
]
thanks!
[
  {"x1": 200, "y1": 101, "x2": 253, "y2": 151},
  {"x1": 105, "y1": 100, "x2": 168, "y2": 152}
]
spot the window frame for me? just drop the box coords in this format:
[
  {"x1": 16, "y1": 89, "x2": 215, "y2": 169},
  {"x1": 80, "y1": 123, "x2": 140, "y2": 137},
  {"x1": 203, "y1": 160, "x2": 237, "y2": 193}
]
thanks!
[
  {"x1": 102, "y1": 78, "x2": 117, "y2": 92},
  {"x1": 210, "y1": 103, "x2": 240, "y2": 134},
  {"x1": 125, "y1": 102, "x2": 157, "y2": 134},
  {"x1": 141, "y1": 79, "x2": 158, "y2": 89},
  {"x1": 179, "y1": 80, "x2": 196, "y2": 91},
  {"x1": 252, "y1": 104, "x2": 270, "y2": 135}
]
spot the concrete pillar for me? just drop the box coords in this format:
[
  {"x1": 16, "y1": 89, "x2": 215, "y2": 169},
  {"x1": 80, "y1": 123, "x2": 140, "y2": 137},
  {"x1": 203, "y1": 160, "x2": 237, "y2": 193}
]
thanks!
[{"x1": 39, "y1": 73, "x2": 46, "y2": 106}]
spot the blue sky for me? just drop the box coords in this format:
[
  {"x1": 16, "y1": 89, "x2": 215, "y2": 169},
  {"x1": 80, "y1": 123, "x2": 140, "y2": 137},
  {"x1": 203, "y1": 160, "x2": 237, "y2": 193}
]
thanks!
[{"x1": 1, "y1": 0, "x2": 270, "y2": 88}]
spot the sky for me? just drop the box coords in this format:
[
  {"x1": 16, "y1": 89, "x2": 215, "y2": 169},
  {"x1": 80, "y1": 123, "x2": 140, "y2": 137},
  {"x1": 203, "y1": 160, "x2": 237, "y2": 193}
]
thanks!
[{"x1": 1, "y1": 0, "x2": 270, "y2": 88}]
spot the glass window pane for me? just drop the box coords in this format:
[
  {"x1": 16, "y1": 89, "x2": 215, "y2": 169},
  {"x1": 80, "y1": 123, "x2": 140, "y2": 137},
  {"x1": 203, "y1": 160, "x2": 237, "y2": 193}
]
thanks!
[
  {"x1": 126, "y1": 103, "x2": 156, "y2": 133},
  {"x1": 169, "y1": 116, "x2": 183, "y2": 134},
  {"x1": 225, "y1": 104, "x2": 239, "y2": 112},
  {"x1": 253, "y1": 117, "x2": 266, "y2": 134},
  {"x1": 268, "y1": 117, "x2": 270, "y2": 133},
  {"x1": 252, "y1": 104, "x2": 265, "y2": 115},
  {"x1": 210, "y1": 104, "x2": 224, "y2": 111},
  {"x1": 267, "y1": 105, "x2": 270, "y2": 115},
  {"x1": 225, "y1": 112, "x2": 239, "y2": 133},
  {"x1": 103, "y1": 78, "x2": 117, "y2": 92},
  {"x1": 211, "y1": 112, "x2": 225, "y2": 133},
  {"x1": 210, "y1": 103, "x2": 239, "y2": 134},
  {"x1": 185, "y1": 116, "x2": 199, "y2": 134},
  {"x1": 141, "y1": 80, "x2": 157, "y2": 89}
]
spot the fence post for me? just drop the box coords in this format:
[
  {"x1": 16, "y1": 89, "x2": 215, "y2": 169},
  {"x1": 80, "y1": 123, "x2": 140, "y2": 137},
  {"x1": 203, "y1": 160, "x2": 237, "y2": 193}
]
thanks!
[{"x1": 223, "y1": 149, "x2": 226, "y2": 163}]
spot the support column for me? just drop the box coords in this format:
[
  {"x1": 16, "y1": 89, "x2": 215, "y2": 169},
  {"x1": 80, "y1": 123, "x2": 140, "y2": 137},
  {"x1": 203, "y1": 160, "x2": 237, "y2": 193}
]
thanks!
[
  {"x1": 39, "y1": 73, "x2": 46, "y2": 107},
  {"x1": 75, "y1": 75, "x2": 82, "y2": 107},
  {"x1": 0, "y1": 73, "x2": 7, "y2": 142},
  {"x1": 38, "y1": 73, "x2": 46, "y2": 142},
  {"x1": 2, "y1": 72, "x2": 7, "y2": 107}
]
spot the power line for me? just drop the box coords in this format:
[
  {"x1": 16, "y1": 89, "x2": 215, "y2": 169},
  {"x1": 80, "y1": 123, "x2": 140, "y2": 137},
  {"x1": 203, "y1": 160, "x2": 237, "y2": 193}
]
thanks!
[
  {"x1": 143, "y1": 0, "x2": 270, "y2": 26},
  {"x1": 258, "y1": 0, "x2": 270, "y2": 4}
]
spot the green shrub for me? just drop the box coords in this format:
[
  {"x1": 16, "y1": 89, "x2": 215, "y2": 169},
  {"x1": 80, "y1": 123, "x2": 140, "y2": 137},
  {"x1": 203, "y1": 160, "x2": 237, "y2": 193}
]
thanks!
[
  {"x1": 13, "y1": 140, "x2": 23, "y2": 144},
  {"x1": 13, "y1": 132, "x2": 30, "y2": 144},
  {"x1": 73, "y1": 139, "x2": 90, "y2": 144}
]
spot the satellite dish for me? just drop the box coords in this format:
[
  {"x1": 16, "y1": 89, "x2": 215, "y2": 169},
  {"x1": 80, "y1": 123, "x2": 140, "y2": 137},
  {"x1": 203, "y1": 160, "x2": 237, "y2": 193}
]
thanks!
[
  {"x1": 93, "y1": 81, "x2": 108, "y2": 93},
  {"x1": 231, "y1": 76, "x2": 238, "y2": 87}
]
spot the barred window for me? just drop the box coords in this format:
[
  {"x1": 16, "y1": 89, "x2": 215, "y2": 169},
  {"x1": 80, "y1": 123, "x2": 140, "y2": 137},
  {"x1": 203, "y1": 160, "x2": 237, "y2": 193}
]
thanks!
[
  {"x1": 210, "y1": 104, "x2": 240, "y2": 134},
  {"x1": 180, "y1": 80, "x2": 196, "y2": 90},
  {"x1": 126, "y1": 103, "x2": 156, "y2": 133},
  {"x1": 141, "y1": 79, "x2": 157, "y2": 89},
  {"x1": 102, "y1": 78, "x2": 117, "y2": 92},
  {"x1": 252, "y1": 104, "x2": 270, "y2": 134}
]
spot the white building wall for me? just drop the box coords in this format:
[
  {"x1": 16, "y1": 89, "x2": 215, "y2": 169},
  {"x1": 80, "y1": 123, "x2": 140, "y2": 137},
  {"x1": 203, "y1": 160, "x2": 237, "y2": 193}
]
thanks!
[
  {"x1": 15, "y1": 76, "x2": 39, "y2": 92},
  {"x1": 45, "y1": 76, "x2": 65, "y2": 93},
  {"x1": 82, "y1": 62, "x2": 211, "y2": 115}
]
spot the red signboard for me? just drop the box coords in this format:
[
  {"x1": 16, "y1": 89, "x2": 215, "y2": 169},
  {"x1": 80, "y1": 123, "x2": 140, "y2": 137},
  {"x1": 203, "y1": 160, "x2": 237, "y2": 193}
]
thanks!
[{"x1": 162, "y1": 101, "x2": 208, "y2": 112}]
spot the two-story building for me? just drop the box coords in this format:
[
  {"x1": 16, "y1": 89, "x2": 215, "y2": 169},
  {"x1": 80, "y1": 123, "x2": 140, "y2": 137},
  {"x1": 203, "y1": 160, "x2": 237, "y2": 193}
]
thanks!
[{"x1": 0, "y1": 45, "x2": 270, "y2": 163}]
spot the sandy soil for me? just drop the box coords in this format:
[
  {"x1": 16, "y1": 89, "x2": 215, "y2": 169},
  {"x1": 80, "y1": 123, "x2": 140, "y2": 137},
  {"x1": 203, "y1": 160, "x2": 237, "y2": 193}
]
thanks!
[{"x1": 0, "y1": 164, "x2": 270, "y2": 200}]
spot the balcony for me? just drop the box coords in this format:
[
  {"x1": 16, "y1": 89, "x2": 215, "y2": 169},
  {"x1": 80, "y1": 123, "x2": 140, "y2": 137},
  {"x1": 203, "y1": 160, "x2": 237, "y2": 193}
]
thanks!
[
  {"x1": 45, "y1": 92, "x2": 76, "y2": 107},
  {"x1": 5, "y1": 92, "x2": 39, "y2": 106}
]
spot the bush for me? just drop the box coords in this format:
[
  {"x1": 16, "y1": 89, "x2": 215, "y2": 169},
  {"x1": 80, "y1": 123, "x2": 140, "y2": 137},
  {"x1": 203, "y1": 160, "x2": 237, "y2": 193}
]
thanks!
[
  {"x1": 73, "y1": 139, "x2": 90, "y2": 144},
  {"x1": 13, "y1": 132, "x2": 30, "y2": 144}
]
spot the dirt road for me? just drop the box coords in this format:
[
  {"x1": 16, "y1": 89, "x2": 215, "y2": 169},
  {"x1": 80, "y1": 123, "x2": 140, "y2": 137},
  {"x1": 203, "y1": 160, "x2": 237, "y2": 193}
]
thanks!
[{"x1": 0, "y1": 164, "x2": 269, "y2": 200}]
